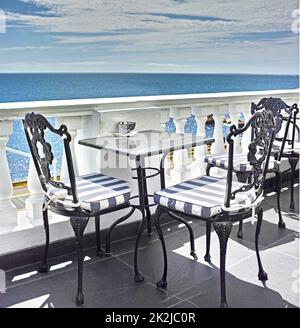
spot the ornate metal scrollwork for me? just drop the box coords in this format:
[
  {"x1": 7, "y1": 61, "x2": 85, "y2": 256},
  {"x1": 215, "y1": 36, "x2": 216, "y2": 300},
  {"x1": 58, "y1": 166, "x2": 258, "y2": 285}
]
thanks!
[
  {"x1": 248, "y1": 110, "x2": 275, "y2": 187},
  {"x1": 23, "y1": 112, "x2": 72, "y2": 194},
  {"x1": 251, "y1": 97, "x2": 291, "y2": 134},
  {"x1": 228, "y1": 110, "x2": 275, "y2": 200}
]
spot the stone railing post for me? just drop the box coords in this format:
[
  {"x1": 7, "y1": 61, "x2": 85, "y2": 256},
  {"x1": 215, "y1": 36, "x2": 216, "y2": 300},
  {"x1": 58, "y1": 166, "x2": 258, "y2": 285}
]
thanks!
[
  {"x1": 211, "y1": 104, "x2": 227, "y2": 155},
  {"x1": 0, "y1": 120, "x2": 17, "y2": 230},
  {"x1": 25, "y1": 157, "x2": 45, "y2": 225},
  {"x1": 229, "y1": 103, "x2": 242, "y2": 153},
  {"x1": 190, "y1": 105, "x2": 212, "y2": 177},
  {"x1": 169, "y1": 107, "x2": 191, "y2": 182},
  {"x1": 76, "y1": 113, "x2": 101, "y2": 175}
]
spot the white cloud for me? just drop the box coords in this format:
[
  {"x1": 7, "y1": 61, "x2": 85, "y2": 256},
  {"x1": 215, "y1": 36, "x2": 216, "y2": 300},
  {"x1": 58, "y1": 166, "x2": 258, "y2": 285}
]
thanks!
[
  {"x1": 0, "y1": 0, "x2": 298, "y2": 73},
  {"x1": 12, "y1": 0, "x2": 298, "y2": 34}
]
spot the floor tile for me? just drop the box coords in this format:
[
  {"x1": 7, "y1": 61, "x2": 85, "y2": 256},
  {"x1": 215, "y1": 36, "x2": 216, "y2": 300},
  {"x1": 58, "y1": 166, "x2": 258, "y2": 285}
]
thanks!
[{"x1": 0, "y1": 257, "x2": 170, "y2": 308}]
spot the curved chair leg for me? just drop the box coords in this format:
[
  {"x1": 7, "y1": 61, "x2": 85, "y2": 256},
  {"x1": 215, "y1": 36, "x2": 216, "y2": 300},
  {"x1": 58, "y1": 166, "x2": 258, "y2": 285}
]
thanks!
[
  {"x1": 237, "y1": 221, "x2": 243, "y2": 239},
  {"x1": 105, "y1": 207, "x2": 135, "y2": 256},
  {"x1": 134, "y1": 208, "x2": 147, "y2": 283},
  {"x1": 146, "y1": 208, "x2": 152, "y2": 236},
  {"x1": 213, "y1": 221, "x2": 232, "y2": 308},
  {"x1": 38, "y1": 208, "x2": 50, "y2": 273},
  {"x1": 255, "y1": 209, "x2": 268, "y2": 282},
  {"x1": 155, "y1": 206, "x2": 168, "y2": 289},
  {"x1": 275, "y1": 171, "x2": 285, "y2": 229},
  {"x1": 204, "y1": 221, "x2": 211, "y2": 262},
  {"x1": 70, "y1": 216, "x2": 90, "y2": 306},
  {"x1": 95, "y1": 215, "x2": 104, "y2": 257},
  {"x1": 167, "y1": 211, "x2": 197, "y2": 260},
  {"x1": 206, "y1": 163, "x2": 212, "y2": 176}
]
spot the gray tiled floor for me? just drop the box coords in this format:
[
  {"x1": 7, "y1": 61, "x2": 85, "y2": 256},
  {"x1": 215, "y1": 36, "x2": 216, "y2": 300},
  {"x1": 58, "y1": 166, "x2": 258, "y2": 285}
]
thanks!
[{"x1": 0, "y1": 183, "x2": 298, "y2": 308}]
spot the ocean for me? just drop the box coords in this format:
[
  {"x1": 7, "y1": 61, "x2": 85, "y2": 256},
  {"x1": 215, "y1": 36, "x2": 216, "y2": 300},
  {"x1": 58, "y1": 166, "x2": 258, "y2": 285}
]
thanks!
[{"x1": 0, "y1": 73, "x2": 298, "y2": 182}]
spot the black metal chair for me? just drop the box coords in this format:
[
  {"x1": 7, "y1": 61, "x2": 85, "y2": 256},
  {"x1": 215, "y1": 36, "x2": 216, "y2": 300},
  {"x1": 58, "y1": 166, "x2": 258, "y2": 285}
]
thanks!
[
  {"x1": 205, "y1": 98, "x2": 298, "y2": 238},
  {"x1": 23, "y1": 113, "x2": 134, "y2": 306},
  {"x1": 153, "y1": 109, "x2": 276, "y2": 308}
]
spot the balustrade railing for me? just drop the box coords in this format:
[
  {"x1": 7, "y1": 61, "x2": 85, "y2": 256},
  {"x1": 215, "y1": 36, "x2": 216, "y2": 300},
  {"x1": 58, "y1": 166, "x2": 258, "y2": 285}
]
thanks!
[{"x1": 0, "y1": 89, "x2": 298, "y2": 253}]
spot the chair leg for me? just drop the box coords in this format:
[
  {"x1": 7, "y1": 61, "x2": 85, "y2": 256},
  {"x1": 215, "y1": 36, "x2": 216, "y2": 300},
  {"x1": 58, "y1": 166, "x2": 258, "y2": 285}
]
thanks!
[
  {"x1": 105, "y1": 207, "x2": 135, "y2": 256},
  {"x1": 213, "y1": 221, "x2": 232, "y2": 308},
  {"x1": 236, "y1": 172, "x2": 249, "y2": 239},
  {"x1": 204, "y1": 221, "x2": 211, "y2": 262},
  {"x1": 289, "y1": 158, "x2": 298, "y2": 210},
  {"x1": 167, "y1": 211, "x2": 197, "y2": 260},
  {"x1": 275, "y1": 171, "x2": 285, "y2": 229},
  {"x1": 255, "y1": 209, "x2": 268, "y2": 282},
  {"x1": 70, "y1": 216, "x2": 90, "y2": 306},
  {"x1": 206, "y1": 163, "x2": 212, "y2": 176},
  {"x1": 134, "y1": 208, "x2": 147, "y2": 283},
  {"x1": 237, "y1": 221, "x2": 243, "y2": 239},
  {"x1": 95, "y1": 215, "x2": 103, "y2": 257},
  {"x1": 155, "y1": 206, "x2": 168, "y2": 289},
  {"x1": 38, "y1": 208, "x2": 50, "y2": 273}
]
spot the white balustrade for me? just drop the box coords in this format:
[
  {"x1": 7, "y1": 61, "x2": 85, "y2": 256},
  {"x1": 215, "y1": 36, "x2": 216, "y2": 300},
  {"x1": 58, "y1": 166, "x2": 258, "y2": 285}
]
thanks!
[
  {"x1": 0, "y1": 88, "x2": 298, "y2": 255},
  {"x1": 0, "y1": 120, "x2": 17, "y2": 231}
]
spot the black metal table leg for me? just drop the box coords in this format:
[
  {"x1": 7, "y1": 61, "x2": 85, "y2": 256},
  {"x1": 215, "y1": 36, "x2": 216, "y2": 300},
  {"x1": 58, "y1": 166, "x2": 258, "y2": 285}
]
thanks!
[
  {"x1": 133, "y1": 153, "x2": 168, "y2": 283},
  {"x1": 133, "y1": 156, "x2": 147, "y2": 282},
  {"x1": 141, "y1": 163, "x2": 153, "y2": 235}
]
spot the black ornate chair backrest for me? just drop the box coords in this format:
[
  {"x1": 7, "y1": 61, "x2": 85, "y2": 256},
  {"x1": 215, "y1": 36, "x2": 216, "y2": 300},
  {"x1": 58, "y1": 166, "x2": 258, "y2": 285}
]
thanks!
[
  {"x1": 23, "y1": 112, "x2": 79, "y2": 205},
  {"x1": 251, "y1": 97, "x2": 298, "y2": 160},
  {"x1": 225, "y1": 109, "x2": 276, "y2": 209}
]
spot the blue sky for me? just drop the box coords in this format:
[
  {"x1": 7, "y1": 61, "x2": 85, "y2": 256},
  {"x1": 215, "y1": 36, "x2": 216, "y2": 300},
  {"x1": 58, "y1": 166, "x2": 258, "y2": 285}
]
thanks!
[{"x1": 0, "y1": 0, "x2": 298, "y2": 74}]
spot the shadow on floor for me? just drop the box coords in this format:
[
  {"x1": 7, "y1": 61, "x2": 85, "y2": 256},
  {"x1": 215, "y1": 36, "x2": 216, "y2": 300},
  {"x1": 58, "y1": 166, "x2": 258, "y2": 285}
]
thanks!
[{"x1": 0, "y1": 249, "x2": 295, "y2": 308}]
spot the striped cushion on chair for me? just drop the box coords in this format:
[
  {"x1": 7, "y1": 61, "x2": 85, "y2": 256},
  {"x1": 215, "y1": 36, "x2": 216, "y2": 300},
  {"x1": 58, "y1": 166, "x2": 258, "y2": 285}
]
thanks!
[
  {"x1": 204, "y1": 153, "x2": 252, "y2": 172},
  {"x1": 205, "y1": 153, "x2": 277, "y2": 172},
  {"x1": 48, "y1": 173, "x2": 131, "y2": 212},
  {"x1": 154, "y1": 176, "x2": 256, "y2": 218}
]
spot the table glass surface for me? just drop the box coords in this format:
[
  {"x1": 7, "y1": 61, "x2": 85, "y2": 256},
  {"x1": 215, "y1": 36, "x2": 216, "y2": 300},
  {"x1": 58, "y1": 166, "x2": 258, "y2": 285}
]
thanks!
[{"x1": 79, "y1": 130, "x2": 214, "y2": 159}]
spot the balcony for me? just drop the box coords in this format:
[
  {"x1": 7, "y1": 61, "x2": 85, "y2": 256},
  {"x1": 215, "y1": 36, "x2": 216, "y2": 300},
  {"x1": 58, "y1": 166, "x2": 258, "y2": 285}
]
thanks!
[{"x1": 0, "y1": 88, "x2": 299, "y2": 308}]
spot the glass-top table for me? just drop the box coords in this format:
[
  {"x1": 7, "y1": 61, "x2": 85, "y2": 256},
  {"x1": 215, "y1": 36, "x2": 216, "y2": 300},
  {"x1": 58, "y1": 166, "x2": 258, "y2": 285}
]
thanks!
[
  {"x1": 79, "y1": 130, "x2": 214, "y2": 282},
  {"x1": 79, "y1": 130, "x2": 214, "y2": 159}
]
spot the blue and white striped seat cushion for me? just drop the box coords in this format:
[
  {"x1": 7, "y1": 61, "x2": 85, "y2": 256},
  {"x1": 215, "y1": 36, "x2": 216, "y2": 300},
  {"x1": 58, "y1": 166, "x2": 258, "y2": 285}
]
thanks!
[
  {"x1": 205, "y1": 153, "x2": 276, "y2": 172},
  {"x1": 205, "y1": 153, "x2": 252, "y2": 172},
  {"x1": 47, "y1": 173, "x2": 131, "y2": 212},
  {"x1": 154, "y1": 176, "x2": 256, "y2": 218}
]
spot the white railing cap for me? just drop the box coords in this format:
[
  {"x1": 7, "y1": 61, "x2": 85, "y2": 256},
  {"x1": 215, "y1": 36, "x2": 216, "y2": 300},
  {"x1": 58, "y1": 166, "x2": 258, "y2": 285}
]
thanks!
[{"x1": 0, "y1": 89, "x2": 298, "y2": 120}]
